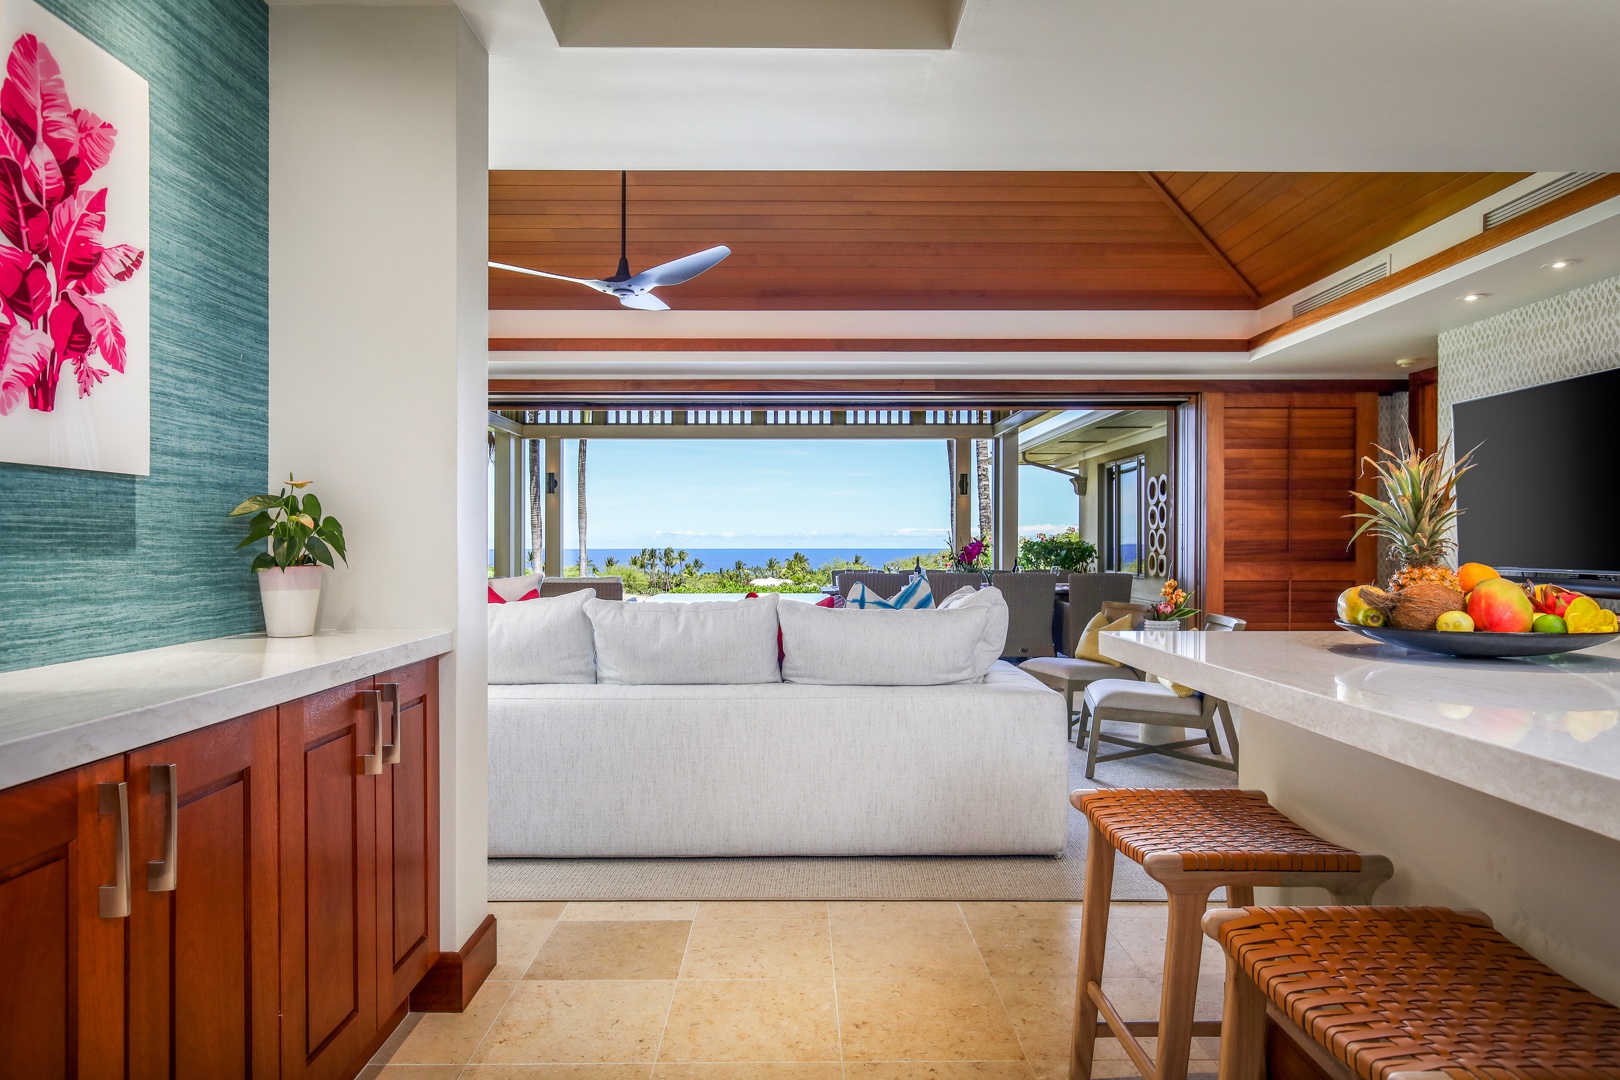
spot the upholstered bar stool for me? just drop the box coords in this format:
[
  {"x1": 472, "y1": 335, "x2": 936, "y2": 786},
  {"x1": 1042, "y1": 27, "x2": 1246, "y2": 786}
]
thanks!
[
  {"x1": 1202, "y1": 905, "x2": 1620, "y2": 1080},
  {"x1": 1069, "y1": 788, "x2": 1395, "y2": 1080}
]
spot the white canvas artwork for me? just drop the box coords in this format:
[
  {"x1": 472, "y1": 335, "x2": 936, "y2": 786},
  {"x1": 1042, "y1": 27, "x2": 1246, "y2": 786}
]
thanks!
[{"x1": 0, "y1": 0, "x2": 149, "y2": 475}]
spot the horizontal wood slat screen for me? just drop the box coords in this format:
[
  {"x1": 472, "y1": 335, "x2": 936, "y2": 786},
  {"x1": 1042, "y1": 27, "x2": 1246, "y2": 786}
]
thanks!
[{"x1": 1203, "y1": 392, "x2": 1379, "y2": 630}]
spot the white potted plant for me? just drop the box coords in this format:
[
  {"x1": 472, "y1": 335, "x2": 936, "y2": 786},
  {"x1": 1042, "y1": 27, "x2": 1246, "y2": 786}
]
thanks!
[
  {"x1": 1144, "y1": 579, "x2": 1198, "y2": 630},
  {"x1": 228, "y1": 475, "x2": 348, "y2": 638}
]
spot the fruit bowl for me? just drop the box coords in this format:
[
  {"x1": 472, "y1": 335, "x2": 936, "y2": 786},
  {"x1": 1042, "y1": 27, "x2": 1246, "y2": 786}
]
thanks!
[{"x1": 1334, "y1": 620, "x2": 1620, "y2": 659}]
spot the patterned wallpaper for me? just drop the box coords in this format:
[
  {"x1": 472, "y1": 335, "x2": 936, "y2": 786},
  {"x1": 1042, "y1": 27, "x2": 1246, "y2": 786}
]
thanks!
[
  {"x1": 1439, "y1": 273, "x2": 1620, "y2": 451},
  {"x1": 0, "y1": 0, "x2": 268, "y2": 672}
]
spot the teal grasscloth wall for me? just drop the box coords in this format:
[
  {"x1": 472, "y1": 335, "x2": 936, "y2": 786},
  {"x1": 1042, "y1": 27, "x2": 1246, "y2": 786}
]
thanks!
[{"x1": 0, "y1": 0, "x2": 268, "y2": 672}]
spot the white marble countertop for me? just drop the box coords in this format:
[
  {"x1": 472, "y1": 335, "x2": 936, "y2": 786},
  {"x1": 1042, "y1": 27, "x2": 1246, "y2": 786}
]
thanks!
[
  {"x1": 0, "y1": 630, "x2": 453, "y2": 791},
  {"x1": 1100, "y1": 629, "x2": 1620, "y2": 843}
]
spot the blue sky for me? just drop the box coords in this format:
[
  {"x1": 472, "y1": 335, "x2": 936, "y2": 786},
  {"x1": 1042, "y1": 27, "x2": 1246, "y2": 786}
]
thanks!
[{"x1": 547, "y1": 439, "x2": 1080, "y2": 549}]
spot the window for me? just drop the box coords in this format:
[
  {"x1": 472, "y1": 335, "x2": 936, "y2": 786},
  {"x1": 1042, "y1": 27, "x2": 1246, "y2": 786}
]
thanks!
[{"x1": 1103, "y1": 454, "x2": 1146, "y2": 574}]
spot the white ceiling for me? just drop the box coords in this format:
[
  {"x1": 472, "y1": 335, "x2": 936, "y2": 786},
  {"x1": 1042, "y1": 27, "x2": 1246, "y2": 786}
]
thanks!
[{"x1": 467, "y1": 0, "x2": 1620, "y2": 171}]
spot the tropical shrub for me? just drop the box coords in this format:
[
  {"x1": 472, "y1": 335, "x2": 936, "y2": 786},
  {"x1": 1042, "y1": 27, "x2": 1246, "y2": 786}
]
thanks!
[{"x1": 1018, "y1": 528, "x2": 1097, "y2": 573}]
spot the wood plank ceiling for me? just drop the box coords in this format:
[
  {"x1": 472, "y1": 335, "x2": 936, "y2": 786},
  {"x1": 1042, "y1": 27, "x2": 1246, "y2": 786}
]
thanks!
[{"x1": 489, "y1": 171, "x2": 1527, "y2": 311}]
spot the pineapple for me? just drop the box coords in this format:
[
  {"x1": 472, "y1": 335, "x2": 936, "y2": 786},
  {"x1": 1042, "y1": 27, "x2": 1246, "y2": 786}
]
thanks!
[{"x1": 1349, "y1": 439, "x2": 1475, "y2": 593}]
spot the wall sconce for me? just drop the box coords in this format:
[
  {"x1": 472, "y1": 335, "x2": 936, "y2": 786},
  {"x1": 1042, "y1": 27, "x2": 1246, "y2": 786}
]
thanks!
[
  {"x1": 958, "y1": 473, "x2": 971, "y2": 496},
  {"x1": 546, "y1": 472, "x2": 559, "y2": 495}
]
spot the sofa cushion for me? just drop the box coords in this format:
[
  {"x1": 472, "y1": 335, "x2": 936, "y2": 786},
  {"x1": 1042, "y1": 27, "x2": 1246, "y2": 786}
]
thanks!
[
  {"x1": 778, "y1": 591, "x2": 1006, "y2": 685},
  {"x1": 488, "y1": 588, "x2": 597, "y2": 684},
  {"x1": 586, "y1": 595, "x2": 783, "y2": 685}
]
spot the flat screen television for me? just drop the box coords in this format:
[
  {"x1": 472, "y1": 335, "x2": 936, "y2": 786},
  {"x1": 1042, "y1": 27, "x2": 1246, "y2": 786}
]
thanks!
[{"x1": 1452, "y1": 367, "x2": 1620, "y2": 590}]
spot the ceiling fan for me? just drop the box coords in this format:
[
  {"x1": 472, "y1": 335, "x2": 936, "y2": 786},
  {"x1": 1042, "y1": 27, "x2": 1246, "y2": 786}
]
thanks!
[{"x1": 489, "y1": 170, "x2": 730, "y2": 311}]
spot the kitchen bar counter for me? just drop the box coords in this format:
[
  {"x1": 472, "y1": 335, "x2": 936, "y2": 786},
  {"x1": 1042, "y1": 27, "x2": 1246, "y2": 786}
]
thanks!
[
  {"x1": 1099, "y1": 629, "x2": 1620, "y2": 841},
  {"x1": 0, "y1": 629, "x2": 452, "y2": 791},
  {"x1": 1100, "y1": 628, "x2": 1620, "y2": 1004}
]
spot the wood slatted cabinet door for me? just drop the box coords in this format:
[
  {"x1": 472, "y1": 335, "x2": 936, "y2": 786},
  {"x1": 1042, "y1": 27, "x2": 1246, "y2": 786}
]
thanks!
[
  {"x1": 374, "y1": 661, "x2": 441, "y2": 1016},
  {"x1": 127, "y1": 710, "x2": 278, "y2": 1080},
  {"x1": 279, "y1": 683, "x2": 380, "y2": 1080},
  {"x1": 0, "y1": 758, "x2": 126, "y2": 1080}
]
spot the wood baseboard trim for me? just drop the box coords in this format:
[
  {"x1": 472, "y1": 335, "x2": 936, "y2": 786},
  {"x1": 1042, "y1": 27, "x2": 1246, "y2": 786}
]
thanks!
[{"x1": 409, "y1": 914, "x2": 498, "y2": 1013}]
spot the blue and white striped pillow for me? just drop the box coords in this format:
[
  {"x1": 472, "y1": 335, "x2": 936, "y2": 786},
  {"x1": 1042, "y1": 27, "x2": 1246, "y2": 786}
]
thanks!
[{"x1": 845, "y1": 575, "x2": 934, "y2": 610}]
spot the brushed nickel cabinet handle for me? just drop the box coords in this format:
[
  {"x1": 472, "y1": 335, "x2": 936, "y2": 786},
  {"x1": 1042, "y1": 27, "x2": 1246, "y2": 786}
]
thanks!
[
  {"x1": 361, "y1": 689, "x2": 383, "y2": 775},
  {"x1": 147, "y1": 763, "x2": 178, "y2": 893},
  {"x1": 98, "y1": 781, "x2": 130, "y2": 919},
  {"x1": 380, "y1": 682, "x2": 402, "y2": 766}
]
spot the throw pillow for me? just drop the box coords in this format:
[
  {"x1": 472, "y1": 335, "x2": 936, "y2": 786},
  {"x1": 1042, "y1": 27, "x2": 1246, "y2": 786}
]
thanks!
[
  {"x1": 489, "y1": 573, "x2": 543, "y2": 602},
  {"x1": 489, "y1": 586, "x2": 540, "y2": 604},
  {"x1": 845, "y1": 575, "x2": 934, "y2": 610},
  {"x1": 585, "y1": 595, "x2": 783, "y2": 685},
  {"x1": 935, "y1": 585, "x2": 981, "y2": 609},
  {"x1": 1074, "y1": 612, "x2": 1136, "y2": 666},
  {"x1": 1156, "y1": 675, "x2": 1199, "y2": 697},
  {"x1": 487, "y1": 588, "x2": 597, "y2": 684},
  {"x1": 815, "y1": 594, "x2": 847, "y2": 608}
]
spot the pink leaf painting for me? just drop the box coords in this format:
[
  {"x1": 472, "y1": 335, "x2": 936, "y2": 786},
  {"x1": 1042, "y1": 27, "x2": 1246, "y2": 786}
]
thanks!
[
  {"x1": 0, "y1": 322, "x2": 49, "y2": 414},
  {"x1": 0, "y1": 33, "x2": 142, "y2": 414}
]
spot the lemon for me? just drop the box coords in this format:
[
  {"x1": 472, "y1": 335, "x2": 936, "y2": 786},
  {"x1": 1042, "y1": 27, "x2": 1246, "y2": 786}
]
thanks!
[{"x1": 1435, "y1": 611, "x2": 1474, "y2": 632}]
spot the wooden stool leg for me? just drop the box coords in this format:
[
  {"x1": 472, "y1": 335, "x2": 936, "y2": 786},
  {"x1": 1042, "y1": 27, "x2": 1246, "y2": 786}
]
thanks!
[
  {"x1": 1227, "y1": 885, "x2": 1255, "y2": 907},
  {"x1": 1156, "y1": 888, "x2": 1212, "y2": 1080},
  {"x1": 1216, "y1": 953, "x2": 1266, "y2": 1080},
  {"x1": 1070, "y1": 822, "x2": 1116, "y2": 1080}
]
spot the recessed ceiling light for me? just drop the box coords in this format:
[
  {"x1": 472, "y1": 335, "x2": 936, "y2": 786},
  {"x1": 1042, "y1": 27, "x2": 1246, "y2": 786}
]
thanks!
[
  {"x1": 1460, "y1": 293, "x2": 1487, "y2": 302},
  {"x1": 1543, "y1": 259, "x2": 1580, "y2": 269}
]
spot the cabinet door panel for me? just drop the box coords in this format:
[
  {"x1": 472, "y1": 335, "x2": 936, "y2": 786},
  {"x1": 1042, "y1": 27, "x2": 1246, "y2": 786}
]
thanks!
[
  {"x1": 128, "y1": 709, "x2": 278, "y2": 1080},
  {"x1": 280, "y1": 684, "x2": 378, "y2": 1080},
  {"x1": 0, "y1": 758, "x2": 125, "y2": 1080},
  {"x1": 375, "y1": 661, "x2": 440, "y2": 1012}
]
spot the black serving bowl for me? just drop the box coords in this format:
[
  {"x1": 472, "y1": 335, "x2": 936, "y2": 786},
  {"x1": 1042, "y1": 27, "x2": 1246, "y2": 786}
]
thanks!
[{"x1": 1334, "y1": 620, "x2": 1620, "y2": 658}]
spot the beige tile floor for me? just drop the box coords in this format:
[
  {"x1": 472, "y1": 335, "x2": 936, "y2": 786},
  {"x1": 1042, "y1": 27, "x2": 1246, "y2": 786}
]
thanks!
[{"x1": 363, "y1": 900, "x2": 1225, "y2": 1080}]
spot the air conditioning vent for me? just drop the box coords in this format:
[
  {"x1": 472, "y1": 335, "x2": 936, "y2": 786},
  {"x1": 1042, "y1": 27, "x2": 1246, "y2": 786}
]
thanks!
[
  {"x1": 1292, "y1": 260, "x2": 1390, "y2": 318},
  {"x1": 1483, "y1": 173, "x2": 1607, "y2": 230}
]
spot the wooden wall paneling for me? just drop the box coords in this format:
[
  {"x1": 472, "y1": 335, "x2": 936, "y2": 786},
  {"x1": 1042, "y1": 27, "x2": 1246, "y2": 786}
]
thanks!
[
  {"x1": 127, "y1": 709, "x2": 279, "y2": 1080},
  {"x1": 374, "y1": 661, "x2": 441, "y2": 1015},
  {"x1": 1408, "y1": 368, "x2": 1439, "y2": 456},
  {"x1": 0, "y1": 758, "x2": 126, "y2": 1080},
  {"x1": 279, "y1": 684, "x2": 379, "y2": 1080}
]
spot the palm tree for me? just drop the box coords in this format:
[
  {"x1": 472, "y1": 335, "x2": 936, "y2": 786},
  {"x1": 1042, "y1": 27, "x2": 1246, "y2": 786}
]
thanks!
[
  {"x1": 526, "y1": 427, "x2": 542, "y2": 572},
  {"x1": 975, "y1": 439, "x2": 992, "y2": 543},
  {"x1": 947, "y1": 440, "x2": 957, "y2": 541},
  {"x1": 576, "y1": 439, "x2": 588, "y2": 576}
]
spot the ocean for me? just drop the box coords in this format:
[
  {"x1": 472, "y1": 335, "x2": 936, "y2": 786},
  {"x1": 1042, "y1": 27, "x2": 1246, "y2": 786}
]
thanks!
[{"x1": 562, "y1": 548, "x2": 934, "y2": 570}]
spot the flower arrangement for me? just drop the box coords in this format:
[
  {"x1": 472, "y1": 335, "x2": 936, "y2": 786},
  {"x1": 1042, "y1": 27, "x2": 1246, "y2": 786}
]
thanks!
[
  {"x1": 950, "y1": 534, "x2": 989, "y2": 572},
  {"x1": 1017, "y1": 528, "x2": 1098, "y2": 573},
  {"x1": 228, "y1": 475, "x2": 349, "y2": 572},
  {"x1": 0, "y1": 35, "x2": 146, "y2": 415},
  {"x1": 1150, "y1": 579, "x2": 1198, "y2": 622}
]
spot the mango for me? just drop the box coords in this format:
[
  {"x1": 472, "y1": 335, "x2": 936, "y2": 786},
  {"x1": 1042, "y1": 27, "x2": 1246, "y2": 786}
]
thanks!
[{"x1": 1467, "y1": 577, "x2": 1534, "y2": 632}]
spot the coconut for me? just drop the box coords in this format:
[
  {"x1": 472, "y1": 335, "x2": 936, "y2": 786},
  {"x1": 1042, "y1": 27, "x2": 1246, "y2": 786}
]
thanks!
[{"x1": 1360, "y1": 582, "x2": 1466, "y2": 630}]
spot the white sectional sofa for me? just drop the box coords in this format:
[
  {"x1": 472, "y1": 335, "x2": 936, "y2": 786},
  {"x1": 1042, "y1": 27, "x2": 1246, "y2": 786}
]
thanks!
[{"x1": 486, "y1": 589, "x2": 1070, "y2": 857}]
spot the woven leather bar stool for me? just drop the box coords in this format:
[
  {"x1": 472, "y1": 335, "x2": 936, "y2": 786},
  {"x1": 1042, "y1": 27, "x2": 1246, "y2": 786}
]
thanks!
[
  {"x1": 1069, "y1": 788, "x2": 1394, "y2": 1080},
  {"x1": 1202, "y1": 905, "x2": 1620, "y2": 1080}
]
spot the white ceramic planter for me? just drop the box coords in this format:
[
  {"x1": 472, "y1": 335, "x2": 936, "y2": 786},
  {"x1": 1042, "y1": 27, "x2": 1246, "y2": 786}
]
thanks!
[
  {"x1": 1142, "y1": 618, "x2": 1186, "y2": 631},
  {"x1": 258, "y1": 565, "x2": 322, "y2": 638}
]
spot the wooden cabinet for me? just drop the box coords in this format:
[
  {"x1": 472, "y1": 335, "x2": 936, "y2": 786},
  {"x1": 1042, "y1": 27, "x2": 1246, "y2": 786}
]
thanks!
[
  {"x1": 127, "y1": 709, "x2": 280, "y2": 1080},
  {"x1": 278, "y1": 665, "x2": 440, "y2": 1080},
  {"x1": 0, "y1": 758, "x2": 125, "y2": 1080},
  {"x1": 0, "y1": 657, "x2": 441, "y2": 1080},
  {"x1": 374, "y1": 663, "x2": 441, "y2": 1015},
  {"x1": 1204, "y1": 391, "x2": 1380, "y2": 629}
]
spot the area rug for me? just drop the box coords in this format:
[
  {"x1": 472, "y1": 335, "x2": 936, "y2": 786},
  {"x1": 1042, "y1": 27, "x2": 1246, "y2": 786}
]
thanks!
[{"x1": 488, "y1": 728, "x2": 1235, "y2": 902}]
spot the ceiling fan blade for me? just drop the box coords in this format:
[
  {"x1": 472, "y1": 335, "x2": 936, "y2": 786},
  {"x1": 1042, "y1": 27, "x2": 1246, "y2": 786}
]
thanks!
[
  {"x1": 488, "y1": 261, "x2": 604, "y2": 289},
  {"x1": 619, "y1": 292, "x2": 670, "y2": 311},
  {"x1": 625, "y1": 246, "x2": 731, "y2": 290}
]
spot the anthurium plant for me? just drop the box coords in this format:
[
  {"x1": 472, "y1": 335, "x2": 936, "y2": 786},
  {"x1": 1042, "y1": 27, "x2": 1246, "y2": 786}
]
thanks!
[{"x1": 228, "y1": 475, "x2": 348, "y2": 573}]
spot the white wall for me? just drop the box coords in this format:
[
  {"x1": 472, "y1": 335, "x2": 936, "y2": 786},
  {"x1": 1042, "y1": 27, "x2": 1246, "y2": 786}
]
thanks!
[{"x1": 270, "y1": 5, "x2": 490, "y2": 951}]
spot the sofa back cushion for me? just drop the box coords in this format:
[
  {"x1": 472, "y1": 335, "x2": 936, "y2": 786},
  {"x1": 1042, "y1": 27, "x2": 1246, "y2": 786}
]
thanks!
[
  {"x1": 779, "y1": 588, "x2": 1007, "y2": 685},
  {"x1": 586, "y1": 594, "x2": 783, "y2": 685},
  {"x1": 488, "y1": 588, "x2": 597, "y2": 684}
]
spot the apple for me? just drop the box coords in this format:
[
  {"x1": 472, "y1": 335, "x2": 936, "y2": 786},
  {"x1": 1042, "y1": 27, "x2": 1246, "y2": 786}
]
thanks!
[{"x1": 1468, "y1": 577, "x2": 1535, "y2": 633}]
